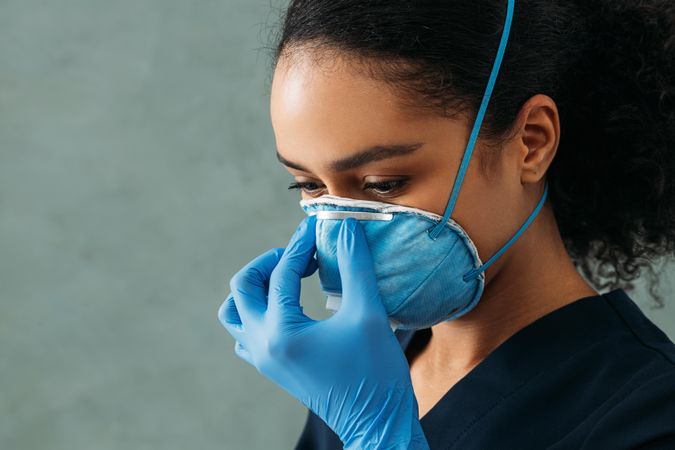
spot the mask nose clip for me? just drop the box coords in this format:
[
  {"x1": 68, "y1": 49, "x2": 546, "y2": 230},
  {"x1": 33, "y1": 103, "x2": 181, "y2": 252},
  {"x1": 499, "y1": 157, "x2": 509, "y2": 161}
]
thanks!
[{"x1": 315, "y1": 210, "x2": 393, "y2": 221}]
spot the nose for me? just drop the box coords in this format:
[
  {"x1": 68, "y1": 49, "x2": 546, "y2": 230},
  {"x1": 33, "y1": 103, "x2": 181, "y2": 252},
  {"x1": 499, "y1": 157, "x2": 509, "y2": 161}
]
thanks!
[
  {"x1": 315, "y1": 178, "x2": 350, "y2": 199},
  {"x1": 323, "y1": 182, "x2": 370, "y2": 200},
  {"x1": 325, "y1": 187, "x2": 352, "y2": 198}
]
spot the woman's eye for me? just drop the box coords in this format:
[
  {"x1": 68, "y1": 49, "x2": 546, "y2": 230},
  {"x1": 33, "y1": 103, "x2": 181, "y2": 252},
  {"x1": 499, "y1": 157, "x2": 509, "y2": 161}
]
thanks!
[
  {"x1": 364, "y1": 179, "x2": 409, "y2": 195},
  {"x1": 287, "y1": 178, "x2": 409, "y2": 196},
  {"x1": 287, "y1": 181, "x2": 325, "y2": 194}
]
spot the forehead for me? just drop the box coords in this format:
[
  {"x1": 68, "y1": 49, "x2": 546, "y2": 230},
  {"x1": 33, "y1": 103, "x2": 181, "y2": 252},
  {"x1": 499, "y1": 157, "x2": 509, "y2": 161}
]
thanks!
[
  {"x1": 269, "y1": 50, "x2": 426, "y2": 151},
  {"x1": 267, "y1": 49, "x2": 482, "y2": 177}
]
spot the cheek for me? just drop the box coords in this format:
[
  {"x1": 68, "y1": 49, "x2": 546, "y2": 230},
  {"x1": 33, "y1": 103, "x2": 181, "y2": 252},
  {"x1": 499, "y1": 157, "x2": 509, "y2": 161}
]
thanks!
[
  {"x1": 404, "y1": 148, "x2": 514, "y2": 258},
  {"x1": 396, "y1": 158, "x2": 468, "y2": 217},
  {"x1": 453, "y1": 175, "x2": 523, "y2": 275}
]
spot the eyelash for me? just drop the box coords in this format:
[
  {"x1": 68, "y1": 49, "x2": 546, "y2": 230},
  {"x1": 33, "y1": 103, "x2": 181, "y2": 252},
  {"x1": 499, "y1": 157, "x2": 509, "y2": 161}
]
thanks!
[{"x1": 287, "y1": 179, "x2": 409, "y2": 196}]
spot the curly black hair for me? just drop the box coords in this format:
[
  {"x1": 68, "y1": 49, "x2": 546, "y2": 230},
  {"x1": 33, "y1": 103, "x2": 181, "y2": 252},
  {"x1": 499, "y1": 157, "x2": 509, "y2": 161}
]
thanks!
[{"x1": 262, "y1": 0, "x2": 675, "y2": 308}]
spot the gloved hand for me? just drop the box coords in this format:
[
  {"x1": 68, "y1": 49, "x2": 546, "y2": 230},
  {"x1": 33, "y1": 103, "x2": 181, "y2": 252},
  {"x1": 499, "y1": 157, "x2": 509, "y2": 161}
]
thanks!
[{"x1": 217, "y1": 215, "x2": 429, "y2": 450}]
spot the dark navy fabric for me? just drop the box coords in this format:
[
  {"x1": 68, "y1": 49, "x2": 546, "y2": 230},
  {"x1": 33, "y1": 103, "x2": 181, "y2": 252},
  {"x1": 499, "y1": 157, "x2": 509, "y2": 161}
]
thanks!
[{"x1": 294, "y1": 288, "x2": 675, "y2": 449}]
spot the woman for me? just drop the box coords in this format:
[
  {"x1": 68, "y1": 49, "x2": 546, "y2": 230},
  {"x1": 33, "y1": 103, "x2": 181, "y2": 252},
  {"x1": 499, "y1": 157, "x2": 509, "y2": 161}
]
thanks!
[{"x1": 218, "y1": 0, "x2": 675, "y2": 448}]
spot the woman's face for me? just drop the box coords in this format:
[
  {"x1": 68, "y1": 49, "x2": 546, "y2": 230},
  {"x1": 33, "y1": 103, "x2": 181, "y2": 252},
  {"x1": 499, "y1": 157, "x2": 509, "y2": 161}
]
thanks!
[{"x1": 269, "y1": 49, "x2": 530, "y2": 265}]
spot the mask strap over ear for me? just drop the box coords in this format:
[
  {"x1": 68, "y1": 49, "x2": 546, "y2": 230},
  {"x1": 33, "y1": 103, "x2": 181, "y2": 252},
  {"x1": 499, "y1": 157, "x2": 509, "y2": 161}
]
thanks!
[{"x1": 428, "y1": 0, "x2": 515, "y2": 240}]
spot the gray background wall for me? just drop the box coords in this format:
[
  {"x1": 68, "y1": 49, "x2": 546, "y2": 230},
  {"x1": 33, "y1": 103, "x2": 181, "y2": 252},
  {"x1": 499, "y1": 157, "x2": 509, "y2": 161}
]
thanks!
[{"x1": 1, "y1": 1, "x2": 673, "y2": 449}]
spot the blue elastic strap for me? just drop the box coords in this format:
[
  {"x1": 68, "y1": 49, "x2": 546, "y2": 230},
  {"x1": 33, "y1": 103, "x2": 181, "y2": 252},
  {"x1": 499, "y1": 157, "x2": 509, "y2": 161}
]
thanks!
[
  {"x1": 425, "y1": 0, "x2": 547, "y2": 282},
  {"x1": 461, "y1": 181, "x2": 549, "y2": 282},
  {"x1": 429, "y1": 0, "x2": 515, "y2": 240}
]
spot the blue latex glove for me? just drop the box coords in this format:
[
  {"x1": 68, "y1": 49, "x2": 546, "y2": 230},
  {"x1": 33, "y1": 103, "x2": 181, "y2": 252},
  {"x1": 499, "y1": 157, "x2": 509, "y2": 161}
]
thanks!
[{"x1": 217, "y1": 215, "x2": 429, "y2": 450}]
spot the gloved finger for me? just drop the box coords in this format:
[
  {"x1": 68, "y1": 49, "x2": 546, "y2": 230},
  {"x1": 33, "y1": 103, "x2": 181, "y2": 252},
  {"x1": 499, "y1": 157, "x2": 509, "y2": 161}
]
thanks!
[
  {"x1": 234, "y1": 340, "x2": 254, "y2": 366},
  {"x1": 267, "y1": 215, "x2": 317, "y2": 320},
  {"x1": 335, "y1": 217, "x2": 388, "y2": 322},
  {"x1": 220, "y1": 317, "x2": 247, "y2": 344},
  {"x1": 235, "y1": 248, "x2": 318, "y2": 294},
  {"x1": 229, "y1": 247, "x2": 285, "y2": 326},
  {"x1": 217, "y1": 293, "x2": 241, "y2": 326},
  {"x1": 303, "y1": 254, "x2": 319, "y2": 277},
  {"x1": 218, "y1": 296, "x2": 248, "y2": 344}
]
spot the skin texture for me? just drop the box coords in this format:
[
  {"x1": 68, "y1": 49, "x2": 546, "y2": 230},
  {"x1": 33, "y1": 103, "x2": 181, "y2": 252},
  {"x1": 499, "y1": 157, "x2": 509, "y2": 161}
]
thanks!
[{"x1": 269, "y1": 49, "x2": 598, "y2": 419}]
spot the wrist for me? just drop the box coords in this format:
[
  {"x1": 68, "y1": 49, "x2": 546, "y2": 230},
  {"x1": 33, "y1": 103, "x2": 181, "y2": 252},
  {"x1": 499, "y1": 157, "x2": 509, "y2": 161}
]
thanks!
[
  {"x1": 342, "y1": 418, "x2": 428, "y2": 450},
  {"x1": 341, "y1": 389, "x2": 429, "y2": 450}
]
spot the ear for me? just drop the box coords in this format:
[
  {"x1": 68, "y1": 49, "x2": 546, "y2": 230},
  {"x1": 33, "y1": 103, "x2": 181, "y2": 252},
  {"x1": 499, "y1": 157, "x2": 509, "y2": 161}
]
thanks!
[{"x1": 512, "y1": 94, "x2": 560, "y2": 185}]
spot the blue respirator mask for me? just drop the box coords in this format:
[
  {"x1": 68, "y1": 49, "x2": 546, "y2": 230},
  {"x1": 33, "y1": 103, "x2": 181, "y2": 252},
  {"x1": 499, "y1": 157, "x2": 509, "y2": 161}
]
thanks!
[{"x1": 299, "y1": 0, "x2": 548, "y2": 330}]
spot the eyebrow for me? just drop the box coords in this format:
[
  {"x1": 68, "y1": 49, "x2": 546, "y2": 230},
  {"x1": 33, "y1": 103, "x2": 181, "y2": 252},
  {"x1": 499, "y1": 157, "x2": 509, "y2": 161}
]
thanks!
[{"x1": 276, "y1": 142, "x2": 424, "y2": 172}]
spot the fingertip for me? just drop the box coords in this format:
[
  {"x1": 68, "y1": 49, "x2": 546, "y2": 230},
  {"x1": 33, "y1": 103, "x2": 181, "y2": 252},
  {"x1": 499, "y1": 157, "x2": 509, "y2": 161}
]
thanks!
[
  {"x1": 345, "y1": 216, "x2": 364, "y2": 238},
  {"x1": 217, "y1": 298, "x2": 228, "y2": 324},
  {"x1": 218, "y1": 294, "x2": 241, "y2": 326},
  {"x1": 337, "y1": 217, "x2": 363, "y2": 255},
  {"x1": 297, "y1": 214, "x2": 316, "y2": 236},
  {"x1": 342, "y1": 216, "x2": 356, "y2": 234},
  {"x1": 285, "y1": 216, "x2": 317, "y2": 255},
  {"x1": 304, "y1": 214, "x2": 317, "y2": 238}
]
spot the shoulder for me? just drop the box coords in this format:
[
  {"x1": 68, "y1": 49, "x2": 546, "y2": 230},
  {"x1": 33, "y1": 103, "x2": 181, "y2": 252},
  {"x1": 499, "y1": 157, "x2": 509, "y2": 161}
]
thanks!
[
  {"x1": 580, "y1": 365, "x2": 675, "y2": 449},
  {"x1": 580, "y1": 289, "x2": 675, "y2": 449},
  {"x1": 602, "y1": 288, "x2": 675, "y2": 366}
]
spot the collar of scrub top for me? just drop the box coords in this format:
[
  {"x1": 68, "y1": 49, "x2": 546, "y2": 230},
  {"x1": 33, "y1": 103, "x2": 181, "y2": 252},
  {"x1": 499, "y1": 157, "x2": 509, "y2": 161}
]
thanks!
[{"x1": 426, "y1": 0, "x2": 550, "y2": 282}]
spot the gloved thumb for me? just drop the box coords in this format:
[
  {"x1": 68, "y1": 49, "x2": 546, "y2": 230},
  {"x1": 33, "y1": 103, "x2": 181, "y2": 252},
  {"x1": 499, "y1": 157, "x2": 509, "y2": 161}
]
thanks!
[
  {"x1": 335, "y1": 217, "x2": 388, "y2": 323},
  {"x1": 268, "y1": 215, "x2": 317, "y2": 320}
]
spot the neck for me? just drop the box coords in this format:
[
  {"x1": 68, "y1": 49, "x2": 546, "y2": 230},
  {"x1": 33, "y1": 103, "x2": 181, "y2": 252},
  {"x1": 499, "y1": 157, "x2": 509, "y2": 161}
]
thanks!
[{"x1": 415, "y1": 202, "x2": 598, "y2": 375}]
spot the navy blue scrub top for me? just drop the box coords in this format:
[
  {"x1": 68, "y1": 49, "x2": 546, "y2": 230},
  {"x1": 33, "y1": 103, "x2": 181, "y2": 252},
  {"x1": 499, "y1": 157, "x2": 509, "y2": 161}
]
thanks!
[{"x1": 294, "y1": 288, "x2": 675, "y2": 449}]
